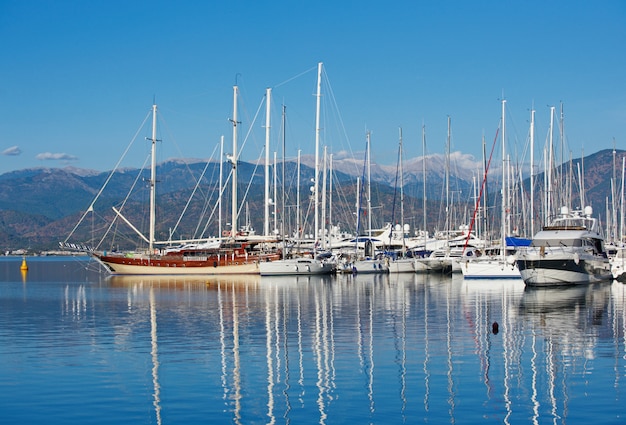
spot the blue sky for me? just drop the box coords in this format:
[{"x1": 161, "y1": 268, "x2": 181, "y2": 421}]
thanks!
[{"x1": 1, "y1": 0, "x2": 625, "y2": 175}]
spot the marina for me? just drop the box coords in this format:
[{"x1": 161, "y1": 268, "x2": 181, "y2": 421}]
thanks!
[
  {"x1": 2, "y1": 4, "x2": 625, "y2": 422},
  {"x1": 2, "y1": 256, "x2": 625, "y2": 424}
]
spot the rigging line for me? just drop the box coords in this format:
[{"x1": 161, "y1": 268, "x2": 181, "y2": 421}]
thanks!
[
  {"x1": 157, "y1": 111, "x2": 209, "y2": 199},
  {"x1": 321, "y1": 70, "x2": 359, "y2": 176},
  {"x1": 191, "y1": 158, "x2": 221, "y2": 238},
  {"x1": 236, "y1": 95, "x2": 265, "y2": 163},
  {"x1": 169, "y1": 142, "x2": 220, "y2": 241},
  {"x1": 198, "y1": 166, "x2": 233, "y2": 238},
  {"x1": 389, "y1": 141, "x2": 401, "y2": 247},
  {"x1": 64, "y1": 109, "x2": 152, "y2": 243},
  {"x1": 356, "y1": 138, "x2": 369, "y2": 237},
  {"x1": 463, "y1": 121, "x2": 500, "y2": 253},
  {"x1": 96, "y1": 152, "x2": 152, "y2": 251},
  {"x1": 230, "y1": 95, "x2": 266, "y2": 225},
  {"x1": 237, "y1": 150, "x2": 265, "y2": 224},
  {"x1": 273, "y1": 65, "x2": 318, "y2": 89}
]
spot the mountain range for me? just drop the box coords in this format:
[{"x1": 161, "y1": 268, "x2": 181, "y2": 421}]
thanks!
[{"x1": 0, "y1": 148, "x2": 623, "y2": 252}]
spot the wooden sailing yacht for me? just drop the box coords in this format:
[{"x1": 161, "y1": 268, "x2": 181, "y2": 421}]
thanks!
[{"x1": 92, "y1": 96, "x2": 281, "y2": 275}]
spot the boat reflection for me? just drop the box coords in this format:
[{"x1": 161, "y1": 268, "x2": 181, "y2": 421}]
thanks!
[
  {"x1": 517, "y1": 283, "x2": 611, "y2": 424},
  {"x1": 108, "y1": 273, "x2": 262, "y2": 289},
  {"x1": 520, "y1": 285, "x2": 591, "y2": 314}
]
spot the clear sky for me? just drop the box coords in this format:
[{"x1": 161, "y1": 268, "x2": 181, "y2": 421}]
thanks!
[{"x1": 1, "y1": 0, "x2": 625, "y2": 175}]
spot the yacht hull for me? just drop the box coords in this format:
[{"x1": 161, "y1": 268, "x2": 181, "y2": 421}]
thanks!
[
  {"x1": 517, "y1": 256, "x2": 612, "y2": 286},
  {"x1": 259, "y1": 258, "x2": 335, "y2": 276},
  {"x1": 94, "y1": 251, "x2": 280, "y2": 275}
]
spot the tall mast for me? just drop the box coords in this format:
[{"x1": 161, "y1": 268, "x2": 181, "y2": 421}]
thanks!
[
  {"x1": 422, "y1": 124, "x2": 427, "y2": 248},
  {"x1": 273, "y1": 151, "x2": 278, "y2": 235},
  {"x1": 618, "y1": 156, "x2": 626, "y2": 242},
  {"x1": 399, "y1": 127, "x2": 405, "y2": 253},
  {"x1": 501, "y1": 99, "x2": 507, "y2": 255},
  {"x1": 314, "y1": 62, "x2": 323, "y2": 246},
  {"x1": 481, "y1": 133, "x2": 487, "y2": 239},
  {"x1": 230, "y1": 85, "x2": 239, "y2": 238},
  {"x1": 321, "y1": 146, "x2": 328, "y2": 249},
  {"x1": 219, "y1": 135, "x2": 224, "y2": 238},
  {"x1": 264, "y1": 88, "x2": 271, "y2": 237},
  {"x1": 148, "y1": 103, "x2": 158, "y2": 252},
  {"x1": 329, "y1": 153, "x2": 334, "y2": 246},
  {"x1": 581, "y1": 150, "x2": 586, "y2": 207},
  {"x1": 612, "y1": 140, "x2": 617, "y2": 242},
  {"x1": 559, "y1": 103, "x2": 565, "y2": 209},
  {"x1": 297, "y1": 150, "x2": 301, "y2": 241},
  {"x1": 355, "y1": 176, "x2": 361, "y2": 239},
  {"x1": 445, "y1": 116, "x2": 451, "y2": 239},
  {"x1": 547, "y1": 106, "x2": 555, "y2": 217},
  {"x1": 533, "y1": 145, "x2": 550, "y2": 222},
  {"x1": 281, "y1": 105, "x2": 286, "y2": 247},
  {"x1": 367, "y1": 131, "x2": 372, "y2": 237},
  {"x1": 529, "y1": 108, "x2": 535, "y2": 236}
]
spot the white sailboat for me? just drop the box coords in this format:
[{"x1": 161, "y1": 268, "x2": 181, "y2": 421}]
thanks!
[
  {"x1": 259, "y1": 67, "x2": 334, "y2": 276},
  {"x1": 462, "y1": 99, "x2": 521, "y2": 279},
  {"x1": 339, "y1": 131, "x2": 389, "y2": 274},
  {"x1": 410, "y1": 124, "x2": 439, "y2": 273},
  {"x1": 416, "y1": 117, "x2": 478, "y2": 273},
  {"x1": 387, "y1": 128, "x2": 415, "y2": 273}
]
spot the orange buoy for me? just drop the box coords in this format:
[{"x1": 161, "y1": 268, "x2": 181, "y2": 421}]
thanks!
[{"x1": 20, "y1": 257, "x2": 28, "y2": 272}]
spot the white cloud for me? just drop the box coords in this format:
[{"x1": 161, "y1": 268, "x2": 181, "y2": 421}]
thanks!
[
  {"x1": 2, "y1": 146, "x2": 21, "y2": 156},
  {"x1": 36, "y1": 152, "x2": 79, "y2": 161}
]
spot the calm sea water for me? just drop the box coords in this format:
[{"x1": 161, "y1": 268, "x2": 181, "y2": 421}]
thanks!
[{"x1": 1, "y1": 256, "x2": 625, "y2": 424}]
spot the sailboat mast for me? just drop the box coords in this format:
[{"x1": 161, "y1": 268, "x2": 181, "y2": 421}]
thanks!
[
  {"x1": 422, "y1": 124, "x2": 427, "y2": 248},
  {"x1": 618, "y1": 156, "x2": 626, "y2": 245},
  {"x1": 297, "y1": 150, "x2": 301, "y2": 240},
  {"x1": 481, "y1": 133, "x2": 487, "y2": 239},
  {"x1": 219, "y1": 135, "x2": 224, "y2": 238},
  {"x1": 355, "y1": 176, "x2": 361, "y2": 240},
  {"x1": 399, "y1": 127, "x2": 405, "y2": 252},
  {"x1": 530, "y1": 108, "x2": 535, "y2": 236},
  {"x1": 281, "y1": 105, "x2": 286, "y2": 246},
  {"x1": 445, "y1": 116, "x2": 451, "y2": 239},
  {"x1": 612, "y1": 142, "x2": 617, "y2": 243},
  {"x1": 422, "y1": 124, "x2": 426, "y2": 250},
  {"x1": 273, "y1": 151, "x2": 278, "y2": 235},
  {"x1": 367, "y1": 131, "x2": 372, "y2": 238},
  {"x1": 547, "y1": 106, "x2": 555, "y2": 222},
  {"x1": 230, "y1": 85, "x2": 239, "y2": 238},
  {"x1": 329, "y1": 153, "x2": 333, "y2": 245},
  {"x1": 501, "y1": 99, "x2": 507, "y2": 257},
  {"x1": 314, "y1": 62, "x2": 322, "y2": 246},
  {"x1": 321, "y1": 146, "x2": 328, "y2": 249},
  {"x1": 149, "y1": 104, "x2": 157, "y2": 253},
  {"x1": 264, "y1": 88, "x2": 271, "y2": 237}
]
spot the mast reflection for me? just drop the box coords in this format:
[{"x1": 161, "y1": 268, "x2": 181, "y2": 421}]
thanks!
[{"x1": 99, "y1": 273, "x2": 620, "y2": 423}]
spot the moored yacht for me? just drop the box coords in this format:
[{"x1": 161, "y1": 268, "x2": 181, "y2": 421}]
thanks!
[{"x1": 516, "y1": 206, "x2": 612, "y2": 286}]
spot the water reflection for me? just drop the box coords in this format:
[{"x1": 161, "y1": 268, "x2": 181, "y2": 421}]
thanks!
[
  {"x1": 8, "y1": 261, "x2": 626, "y2": 424},
  {"x1": 517, "y1": 283, "x2": 612, "y2": 424}
]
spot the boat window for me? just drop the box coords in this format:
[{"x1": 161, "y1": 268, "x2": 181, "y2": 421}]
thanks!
[{"x1": 530, "y1": 239, "x2": 582, "y2": 247}]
